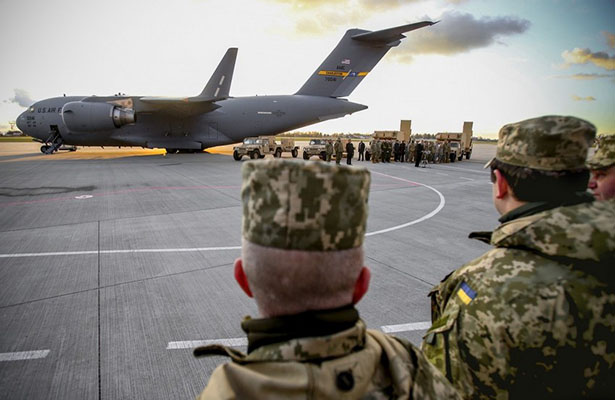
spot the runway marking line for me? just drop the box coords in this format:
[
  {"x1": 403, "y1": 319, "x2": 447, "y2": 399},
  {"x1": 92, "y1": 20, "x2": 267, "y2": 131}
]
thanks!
[
  {"x1": 0, "y1": 174, "x2": 444, "y2": 258},
  {"x1": 0, "y1": 350, "x2": 50, "y2": 362},
  {"x1": 167, "y1": 321, "x2": 432, "y2": 350},
  {"x1": 0, "y1": 246, "x2": 242, "y2": 259},
  {"x1": 366, "y1": 172, "x2": 445, "y2": 236},
  {"x1": 435, "y1": 165, "x2": 489, "y2": 175}
]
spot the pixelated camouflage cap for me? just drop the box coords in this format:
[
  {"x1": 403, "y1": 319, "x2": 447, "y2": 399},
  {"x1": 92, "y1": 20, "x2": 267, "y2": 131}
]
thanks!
[
  {"x1": 587, "y1": 135, "x2": 615, "y2": 169},
  {"x1": 484, "y1": 115, "x2": 596, "y2": 171},
  {"x1": 241, "y1": 159, "x2": 371, "y2": 251}
]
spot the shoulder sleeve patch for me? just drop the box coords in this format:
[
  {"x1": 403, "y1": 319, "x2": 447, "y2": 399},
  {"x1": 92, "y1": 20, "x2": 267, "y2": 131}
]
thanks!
[{"x1": 457, "y1": 282, "x2": 477, "y2": 305}]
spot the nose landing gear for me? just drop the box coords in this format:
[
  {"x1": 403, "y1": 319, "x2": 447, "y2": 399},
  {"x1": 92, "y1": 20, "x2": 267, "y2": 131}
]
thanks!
[{"x1": 40, "y1": 127, "x2": 64, "y2": 154}]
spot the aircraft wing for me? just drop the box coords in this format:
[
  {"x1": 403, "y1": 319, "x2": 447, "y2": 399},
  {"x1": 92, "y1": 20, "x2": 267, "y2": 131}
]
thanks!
[{"x1": 137, "y1": 47, "x2": 238, "y2": 117}]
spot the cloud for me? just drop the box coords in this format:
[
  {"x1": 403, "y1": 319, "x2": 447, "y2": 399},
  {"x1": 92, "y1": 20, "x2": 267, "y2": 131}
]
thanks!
[
  {"x1": 555, "y1": 73, "x2": 614, "y2": 80},
  {"x1": 356, "y1": 0, "x2": 422, "y2": 10},
  {"x1": 391, "y1": 11, "x2": 531, "y2": 62},
  {"x1": 267, "y1": 0, "x2": 340, "y2": 10},
  {"x1": 561, "y1": 48, "x2": 615, "y2": 71},
  {"x1": 292, "y1": 9, "x2": 367, "y2": 35},
  {"x1": 571, "y1": 95, "x2": 596, "y2": 102},
  {"x1": 604, "y1": 31, "x2": 615, "y2": 50},
  {"x1": 4, "y1": 89, "x2": 34, "y2": 107}
]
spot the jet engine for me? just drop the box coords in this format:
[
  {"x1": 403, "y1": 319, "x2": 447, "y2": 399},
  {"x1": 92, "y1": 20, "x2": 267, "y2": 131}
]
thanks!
[{"x1": 62, "y1": 101, "x2": 136, "y2": 132}]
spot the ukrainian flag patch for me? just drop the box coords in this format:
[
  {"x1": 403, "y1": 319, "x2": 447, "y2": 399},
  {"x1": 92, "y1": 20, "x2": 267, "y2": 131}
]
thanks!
[{"x1": 457, "y1": 282, "x2": 477, "y2": 305}]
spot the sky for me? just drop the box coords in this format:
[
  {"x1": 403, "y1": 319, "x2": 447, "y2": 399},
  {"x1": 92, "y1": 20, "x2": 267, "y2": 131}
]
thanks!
[{"x1": 0, "y1": 0, "x2": 614, "y2": 137}]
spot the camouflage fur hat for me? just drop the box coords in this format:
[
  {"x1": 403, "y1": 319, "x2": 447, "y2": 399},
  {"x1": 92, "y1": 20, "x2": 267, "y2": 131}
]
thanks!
[
  {"x1": 485, "y1": 115, "x2": 596, "y2": 171},
  {"x1": 241, "y1": 159, "x2": 371, "y2": 251},
  {"x1": 587, "y1": 135, "x2": 615, "y2": 169}
]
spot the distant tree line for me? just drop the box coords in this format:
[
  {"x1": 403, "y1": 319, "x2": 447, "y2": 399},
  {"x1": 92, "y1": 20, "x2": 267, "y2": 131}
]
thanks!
[{"x1": 278, "y1": 131, "x2": 499, "y2": 141}]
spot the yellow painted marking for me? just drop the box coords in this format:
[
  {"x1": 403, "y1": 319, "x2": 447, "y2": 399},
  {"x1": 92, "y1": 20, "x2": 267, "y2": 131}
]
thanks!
[
  {"x1": 457, "y1": 289, "x2": 473, "y2": 305},
  {"x1": 318, "y1": 70, "x2": 347, "y2": 77},
  {"x1": 317, "y1": 71, "x2": 369, "y2": 77}
]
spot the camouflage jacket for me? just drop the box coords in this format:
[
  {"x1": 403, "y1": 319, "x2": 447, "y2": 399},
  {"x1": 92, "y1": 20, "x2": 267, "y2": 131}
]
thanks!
[
  {"x1": 195, "y1": 310, "x2": 460, "y2": 399},
  {"x1": 334, "y1": 140, "x2": 343, "y2": 154},
  {"x1": 421, "y1": 199, "x2": 615, "y2": 399}
]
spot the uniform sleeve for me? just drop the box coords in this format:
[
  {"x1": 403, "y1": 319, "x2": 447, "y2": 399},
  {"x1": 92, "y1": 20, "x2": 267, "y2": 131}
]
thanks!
[
  {"x1": 421, "y1": 266, "x2": 601, "y2": 399},
  {"x1": 197, "y1": 364, "x2": 236, "y2": 400}
]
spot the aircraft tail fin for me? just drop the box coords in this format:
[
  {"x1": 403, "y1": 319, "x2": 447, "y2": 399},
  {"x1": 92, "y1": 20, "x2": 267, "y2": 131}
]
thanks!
[
  {"x1": 295, "y1": 21, "x2": 435, "y2": 98},
  {"x1": 198, "y1": 47, "x2": 238, "y2": 100}
]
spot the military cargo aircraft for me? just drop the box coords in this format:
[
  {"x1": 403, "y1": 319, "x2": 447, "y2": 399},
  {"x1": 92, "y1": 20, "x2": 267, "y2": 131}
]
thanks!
[{"x1": 17, "y1": 21, "x2": 435, "y2": 154}]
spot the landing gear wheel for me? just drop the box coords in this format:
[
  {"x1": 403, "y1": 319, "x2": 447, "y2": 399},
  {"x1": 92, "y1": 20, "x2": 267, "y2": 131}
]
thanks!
[
  {"x1": 40, "y1": 145, "x2": 50, "y2": 154},
  {"x1": 291, "y1": 149, "x2": 298, "y2": 158},
  {"x1": 233, "y1": 151, "x2": 242, "y2": 161}
]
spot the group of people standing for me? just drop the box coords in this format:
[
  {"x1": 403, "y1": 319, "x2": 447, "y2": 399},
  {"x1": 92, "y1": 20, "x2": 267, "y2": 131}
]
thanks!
[
  {"x1": 324, "y1": 137, "x2": 356, "y2": 165},
  {"x1": 368, "y1": 138, "x2": 455, "y2": 166},
  {"x1": 321, "y1": 137, "x2": 456, "y2": 167}
]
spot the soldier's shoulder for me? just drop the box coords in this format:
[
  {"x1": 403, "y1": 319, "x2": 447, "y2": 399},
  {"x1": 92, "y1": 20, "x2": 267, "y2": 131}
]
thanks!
[{"x1": 367, "y1": 330, "x2": 461, "y2": 399}]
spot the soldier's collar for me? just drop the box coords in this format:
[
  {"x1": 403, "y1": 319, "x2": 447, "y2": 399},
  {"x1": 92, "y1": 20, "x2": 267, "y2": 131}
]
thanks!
[
  {"x1": 242, "y1": 304, "x2": 359, "y2": 354},
  {"x1": 498, "y1": 191, "x2": 593, "y2": 224}
]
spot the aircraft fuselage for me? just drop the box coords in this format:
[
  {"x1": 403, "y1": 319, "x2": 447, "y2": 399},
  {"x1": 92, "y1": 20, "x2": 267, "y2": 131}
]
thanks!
[{"x1": 17, "y1": 95, "x2": 366, "y2": 150}]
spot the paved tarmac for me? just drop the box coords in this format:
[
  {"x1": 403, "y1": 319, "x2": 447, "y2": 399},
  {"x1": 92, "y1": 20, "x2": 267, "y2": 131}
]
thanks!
[{"x1": 0, "y1": 142, "x2": 498, "y2": 399}]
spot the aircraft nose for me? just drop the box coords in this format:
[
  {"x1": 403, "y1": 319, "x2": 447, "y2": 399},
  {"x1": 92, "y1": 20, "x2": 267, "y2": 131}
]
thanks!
[{"x1": 16, "y1": 112, "x2": 26, "y2": 132}]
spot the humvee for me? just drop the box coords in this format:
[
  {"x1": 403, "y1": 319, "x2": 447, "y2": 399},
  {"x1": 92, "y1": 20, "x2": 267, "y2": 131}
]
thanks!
[{"x1": 233, "y1": 137, "x2": 299, "y2": 161}]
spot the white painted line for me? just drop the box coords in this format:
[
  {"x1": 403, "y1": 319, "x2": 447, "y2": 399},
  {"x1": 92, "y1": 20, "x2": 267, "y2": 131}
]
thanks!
[
  {"x1": 0, "y1": 176, "x2": 444, "y2": 259},
  {"x1": 460, "y1": 177, "x2": 474, "y2": 181},
  {"x1": 381, "y1": 321, "x2": 431, "y2": 333},
  {"x1": 366, "y1": 172, "x2": 445, "y2": 236},
  {"x1": 168, "y1": 321, "x2": 433, "y2": 350},
  {"x1": 0, "y1": 246, "x2": 242, "y2": 259},
  {"x1": 0, "y1": 350, "x2": 50, "y2": 362},
  {"x1": 74, "y1": 195, "x2": 93, "y2": 200},
  {"x1": 436, "y1": 165, "x2": 489, "y2": 175},
  {"x1": 167, "y1": 338, "x2": 247, "y2": 350}
]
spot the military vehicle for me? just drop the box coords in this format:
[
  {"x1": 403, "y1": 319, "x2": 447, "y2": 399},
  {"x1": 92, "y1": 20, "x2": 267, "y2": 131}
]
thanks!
[
  {"x1": 302, "y1": 138, "x2": 329, "y2": 160},
  {"x1": 17, "y1": 21, "x2": 436, "y2": 154},
  {"x1": 233, "y1": 136, "x2": 298, "y2": 160},
  {"x1": 436, "y1": 122, "x2": 473, "y2": 161}
]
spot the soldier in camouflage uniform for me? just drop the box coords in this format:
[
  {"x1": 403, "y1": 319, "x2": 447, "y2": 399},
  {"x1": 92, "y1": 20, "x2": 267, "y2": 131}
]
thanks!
[
  {"x1": 443, "y1": 140, "x2": 450, "y2": 163},
  {"x1": 334, "y1": 137, "x2": 343, "y2": 165},
  {"x1": 587, "y1": 134, "x2": 615, "y2": 201},
  {"x1": 383, "y1": 139, "x2": 392, "y2": 163},
  {"x1": 370, "y1": 139, "x2": 378, "y2": 163},
  {"x1": 325, "y1": 139, "x2": 333, "y2": 162},
  {"x1": 195, "y1": 160, "x2": 461, "y2": 400},
  {"x1": 421, "y1": 116, "x2": 615, "y2": 399}
]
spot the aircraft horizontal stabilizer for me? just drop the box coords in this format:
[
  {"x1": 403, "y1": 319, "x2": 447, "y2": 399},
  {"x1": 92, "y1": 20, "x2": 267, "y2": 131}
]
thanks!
[{"x1": 351, "y1": 21, "x2": 437, "y2": 45}]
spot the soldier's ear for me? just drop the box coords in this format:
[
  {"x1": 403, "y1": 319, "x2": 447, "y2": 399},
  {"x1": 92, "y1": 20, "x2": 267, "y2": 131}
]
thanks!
[
  {"x1": 352, "y1": 267, "x2": 371, "y2": 304},
  {"x1": 493, "y1": 169, "x2": 510, "y2": 199},
  {"x1": 234, "y1": 258, "x2": 253, "y2": 298}
]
